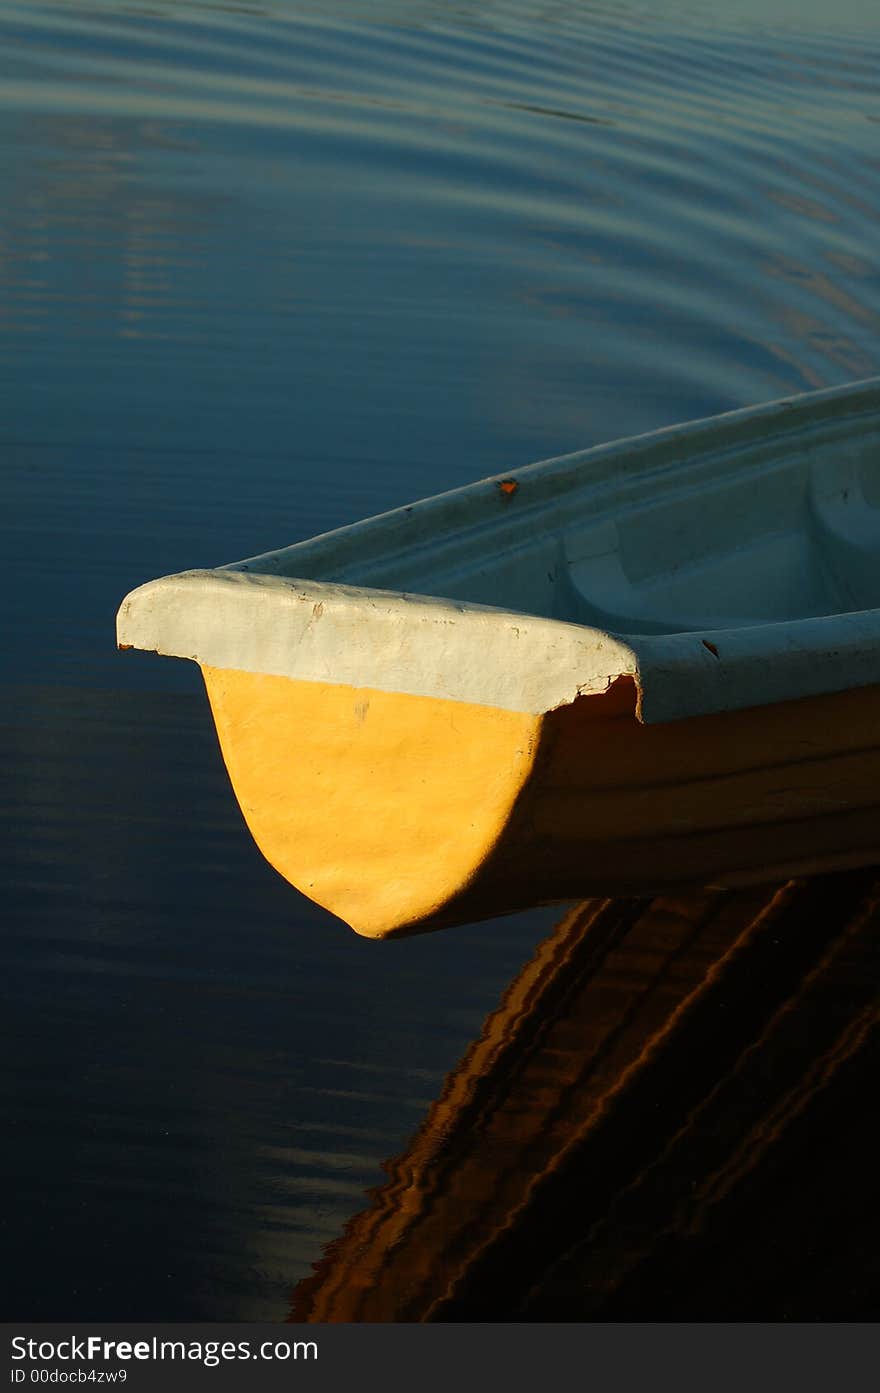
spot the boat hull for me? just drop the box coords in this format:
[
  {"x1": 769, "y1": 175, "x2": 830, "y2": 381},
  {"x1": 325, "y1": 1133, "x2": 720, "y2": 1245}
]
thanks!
[
  {"x1": 201, "y1": 663, "x2": 880, "y2": 937},
  {"x1": 116, "y1": 377, "x2": 880, "y2": 936}
]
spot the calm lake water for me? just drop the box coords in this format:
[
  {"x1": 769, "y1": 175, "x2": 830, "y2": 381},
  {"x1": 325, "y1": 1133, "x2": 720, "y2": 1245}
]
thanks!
[{"x1": 3, "y1": 0, "x2": 879, "y2": 1320}]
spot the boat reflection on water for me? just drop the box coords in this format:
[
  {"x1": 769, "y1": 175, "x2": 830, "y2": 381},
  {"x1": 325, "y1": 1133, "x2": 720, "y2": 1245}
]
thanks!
[{"x1": 290, "y1": 872, "x2": 880, "y2": 1321}]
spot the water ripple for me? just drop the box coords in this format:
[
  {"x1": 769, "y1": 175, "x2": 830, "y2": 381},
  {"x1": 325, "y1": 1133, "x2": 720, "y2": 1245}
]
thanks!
[{"x1": 2, "y1": 0, "x2": 880, "y2": 1321}]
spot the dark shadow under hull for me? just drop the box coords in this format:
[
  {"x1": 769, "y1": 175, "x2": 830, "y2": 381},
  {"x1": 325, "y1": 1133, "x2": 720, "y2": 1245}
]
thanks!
[{"x1": 291, "y1": 871, "x2": 880, "y2": 1321}]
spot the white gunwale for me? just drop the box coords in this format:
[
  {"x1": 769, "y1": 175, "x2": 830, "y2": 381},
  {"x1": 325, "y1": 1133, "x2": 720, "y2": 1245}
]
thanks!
[
  {"x1": 116, "y1": 377, "x2": 880, "y2": 935},
  {"x1": 117, "y1": 376, "x2": 880, "y2": 725}
]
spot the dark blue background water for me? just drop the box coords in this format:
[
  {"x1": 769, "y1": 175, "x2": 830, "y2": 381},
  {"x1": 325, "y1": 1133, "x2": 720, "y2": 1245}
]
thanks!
[{"x1": 3, "y1": 0, "x2": 879, "y2": 1319}]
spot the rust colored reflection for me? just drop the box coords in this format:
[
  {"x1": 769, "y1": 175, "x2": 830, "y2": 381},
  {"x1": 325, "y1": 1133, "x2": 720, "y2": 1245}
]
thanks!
[{"x1": 291, "y1": 872, "x2": 880, "y2": 1321}]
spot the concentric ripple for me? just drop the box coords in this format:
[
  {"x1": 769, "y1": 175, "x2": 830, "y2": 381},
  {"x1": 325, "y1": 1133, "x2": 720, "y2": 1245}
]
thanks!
[{"x1": 1, "y1": 0, "x2": 878, "y2": 1320}]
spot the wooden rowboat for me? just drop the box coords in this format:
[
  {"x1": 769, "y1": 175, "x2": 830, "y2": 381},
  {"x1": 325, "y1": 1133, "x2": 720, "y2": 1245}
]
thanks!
[{"x1": 116, "y1": 377, "x2": 880, "y2": 938}]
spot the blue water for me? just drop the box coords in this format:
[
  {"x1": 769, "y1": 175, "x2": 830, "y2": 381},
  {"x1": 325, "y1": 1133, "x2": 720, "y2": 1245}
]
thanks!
[{"x1": 2, "y1": 0, "x2": 879, "y2": 1319}]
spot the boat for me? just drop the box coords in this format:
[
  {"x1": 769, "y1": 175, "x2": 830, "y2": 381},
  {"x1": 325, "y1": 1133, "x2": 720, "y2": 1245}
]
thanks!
[{"x1": 116, "y1": 376, "x2": 880, "y2": 939}]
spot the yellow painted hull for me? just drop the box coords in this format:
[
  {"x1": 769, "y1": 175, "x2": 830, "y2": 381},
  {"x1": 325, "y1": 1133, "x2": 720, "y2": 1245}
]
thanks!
[
  {"x1": 201, "y1": 664, "x2": 880, "y2": 938},
  {"x1": 116, "y1": 381, "x2": 880, "y2": 935}
]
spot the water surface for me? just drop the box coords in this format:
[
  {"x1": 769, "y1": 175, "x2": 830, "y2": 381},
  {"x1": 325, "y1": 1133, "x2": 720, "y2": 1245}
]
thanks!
[{"x1": 2, "y1": 0, "x2": 879, "y2": 1320}]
